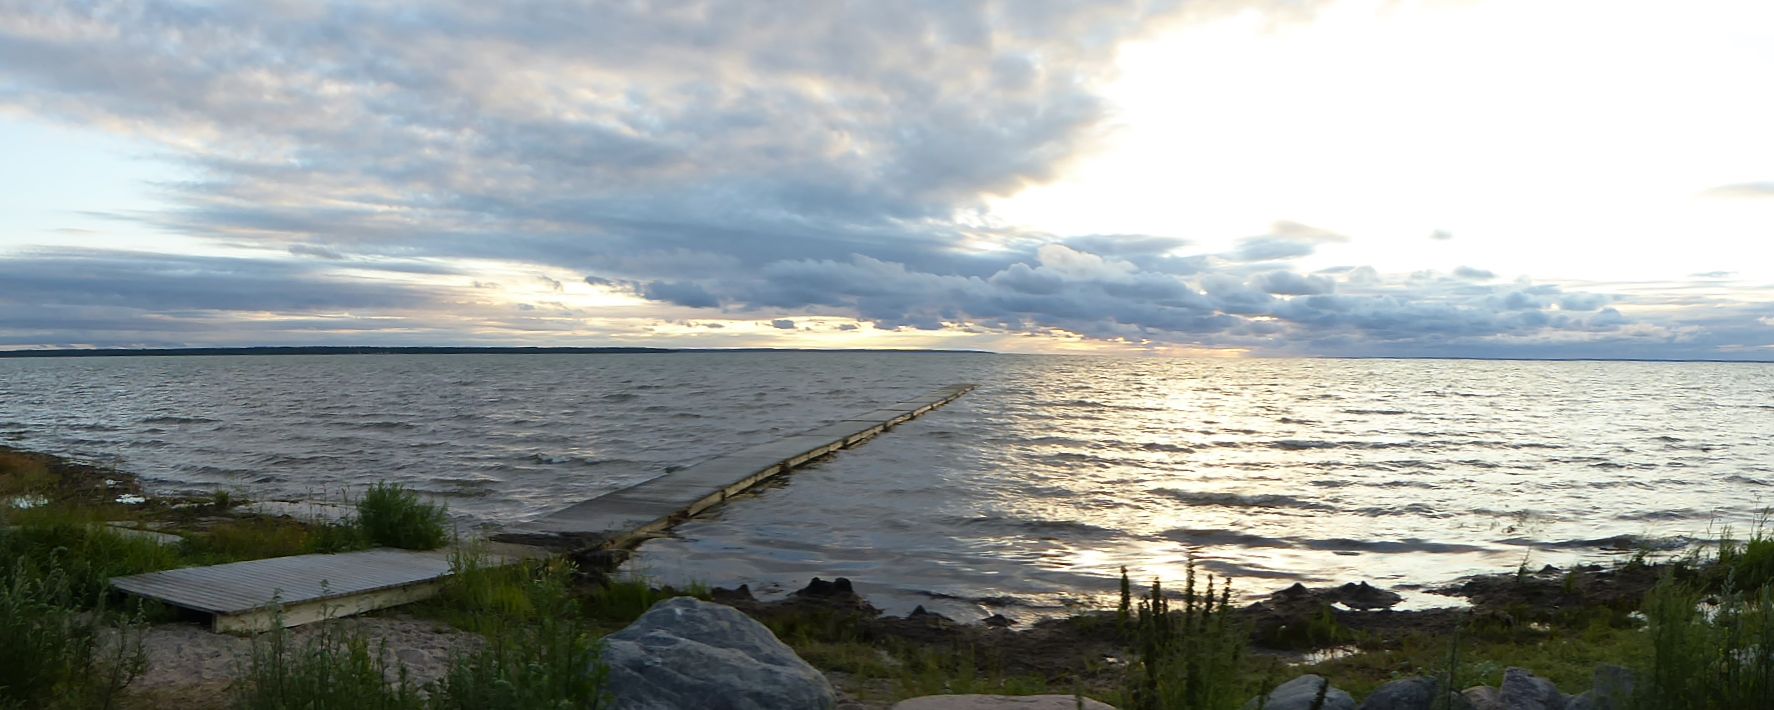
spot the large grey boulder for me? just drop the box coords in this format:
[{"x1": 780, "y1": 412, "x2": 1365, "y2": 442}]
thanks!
[
  {"x1": 1499, "y1": 668, "x2": 1568, "y2": 710},
  {"x1": 600, "y1": 597, "x2": 837, "y2": 710},
  {"x1": 1244, "y1": 674, "x2": 1357, "y2": 710},
  {"x1": 1567, "y1": 665, "x2": 1634, "y2": 710},
  {"x1": 892, "y1": 695, "x2": 1116, "y2": 709},
  {"x1": 1360, "y1": 677, "x2": 1474, "y2": 710}
]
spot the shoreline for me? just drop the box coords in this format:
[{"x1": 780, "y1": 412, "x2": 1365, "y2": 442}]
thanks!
[{"x1": 3, "y1": 442, "x2": 1711, "y2": 708}]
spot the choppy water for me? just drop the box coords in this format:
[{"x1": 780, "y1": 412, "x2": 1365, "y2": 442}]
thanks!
[{"x1": 3, "y1": 353, "x2": 1772, "y2": 619}]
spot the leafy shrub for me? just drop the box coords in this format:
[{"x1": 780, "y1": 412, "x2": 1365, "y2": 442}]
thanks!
[
  {"x1": 1632, "y1": 575, "x2": 1774, "y2": 709},
  {"x1": 0, "y1": 559, "x2": 145, "y2": 710},
  {"x1": 356, "y1": 483, "x2": 447, "y2": 550}
]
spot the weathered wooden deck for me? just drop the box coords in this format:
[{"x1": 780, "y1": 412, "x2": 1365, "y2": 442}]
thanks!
[
  {"x1": 109, "y1": 384, "x2": 976, "y2": 631},
  {"x1": 493, "y1": 383, "x2": 977, "y2": 551},
  {"x1": 112, "y1": 548, "x2": 455, "y2": 633}
]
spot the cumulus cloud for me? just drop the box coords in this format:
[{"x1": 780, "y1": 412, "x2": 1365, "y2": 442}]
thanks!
[
  {"x1": 770, "y1": 319, "x2": 797, "y2": 330},
  {"x1": 1453, "y1": 266, "x2": 1495, "y2": 280},
  {"x1": 1229, "y1": 221, "x2": 1349, "y2": 261},
  {"x1": 1702, "y1": 182, "x2": 1774, "y2": 198}
]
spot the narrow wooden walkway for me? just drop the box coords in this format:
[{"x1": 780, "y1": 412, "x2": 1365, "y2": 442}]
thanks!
[
  {"x1": 495, "y1": 383, "x2": 976, "y2": 551},
  {"x1": 109, "y1": 384, "x2": 976, "y2": 631}
]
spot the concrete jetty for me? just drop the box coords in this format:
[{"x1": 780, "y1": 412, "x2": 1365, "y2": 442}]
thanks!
[
  {"x1": 108, "y1": 384, "x2": 976, "y2": 631},
  {"x1": 495, "y1": 383, "x2": 976, "y2": 551}
]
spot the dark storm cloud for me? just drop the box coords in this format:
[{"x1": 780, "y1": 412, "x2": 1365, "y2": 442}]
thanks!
[
  {"x1": 1, "y1": 1, "x2": 1762, "y2": 357},
  {"x1": 0, "y1": 248, "x2": 435, "y2": 312},
  {"x1": 640, "y1": 280, "x2": 721, "y2": 309}
]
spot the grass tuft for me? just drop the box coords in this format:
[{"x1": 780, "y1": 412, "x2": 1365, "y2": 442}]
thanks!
[
  {"x1": 232, "y1": 620, "x2": 425, "y2": 710},
  {"x1": 357, "y1": 483, "x2": 448, "y2": 551}
]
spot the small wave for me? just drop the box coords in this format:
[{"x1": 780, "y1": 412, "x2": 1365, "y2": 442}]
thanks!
[
  {"x1": 528, "y1": 453, "x2": 637, "y2": 467},
  {"x1": 352, "y1": 420, "x2": 417, "y2": 430},
  {"x1": 1166, "y1": 528, "x2": 1485, "y2": 554},
  {"x1": 602, "y1": 392, "x2": 638, "y2": 402},
  {"x1": 1136, "y1": 442, "x2": 1194, "y2": 454},
  {"x1": 1509, "y1": 535, "x2": 1690, "y2": 552},
  {"x1": 139, "y1": 415, "x2": 218, "y2": 424},
  {"x1": 1268, "y1": 439, "x2": 1412, "y2": 451},
  {"x1": 1340, "y1": 409, "x2": 1410, "y2": 416},
  {"x1": 1154, "y1": 489, "x2": 1334, "y2": 511},
  {"x1": 1351, "y1": 502, "x2": 1446, "y2": 518},
  {"x1": 958, "y1": 515, "x2": 1119, "y2": 539}
]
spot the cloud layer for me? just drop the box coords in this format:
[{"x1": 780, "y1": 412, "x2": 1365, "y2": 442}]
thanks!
[{"x1": 1, "y1": 1, "x2": 1769, "y2": 357}]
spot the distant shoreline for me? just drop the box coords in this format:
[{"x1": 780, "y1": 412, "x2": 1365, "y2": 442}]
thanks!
[
  {"x1": 0, "y1": 346, "x2": 995, "y2": 358},
  {"x1": 0, "y1": 346, "x2": 1768, "y2": 364}
]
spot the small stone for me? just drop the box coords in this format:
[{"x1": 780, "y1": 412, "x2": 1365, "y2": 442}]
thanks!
[
  {"x1": 1568, "y1": 665, "x2": 1633, "y2": 710},
  {"x1": 891, "y1": 694, "x2": 1115, "y2": 709},
  {"x1": 395, "y1": 648, "x2": 428, "y2": 666},
  {"x1": 1499, "y1": 668, "x2": 1568, "y2": 710},
  {"x1": 1334, "y1": 582, "x2": 1404, "y2": 610},
  {"x1": 1244, "y1": 674, "x2": 1357, "y2": 710},
  {"x1": 1463, "y1": 687, "x2": 1503, "y2": 710}
]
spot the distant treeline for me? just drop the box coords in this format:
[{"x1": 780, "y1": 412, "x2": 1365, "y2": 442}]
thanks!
[{"x1": 0, "y1": 346, "x2": 991, "y2": 358}]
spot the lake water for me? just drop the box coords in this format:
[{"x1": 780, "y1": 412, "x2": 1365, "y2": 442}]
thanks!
[{"x1": 3, "y1": 353, "x2": 1771, "y2": 619}]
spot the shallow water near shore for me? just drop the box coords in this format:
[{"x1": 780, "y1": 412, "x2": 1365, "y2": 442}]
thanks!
[{"x1": 4, "y1": 353, "x2": 1772, "y2": 619}]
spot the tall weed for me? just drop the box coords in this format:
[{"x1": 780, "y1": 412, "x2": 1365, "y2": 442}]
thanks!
[{"x1": 1117, "y1": 561, "x2": 1248, "y2": 710}]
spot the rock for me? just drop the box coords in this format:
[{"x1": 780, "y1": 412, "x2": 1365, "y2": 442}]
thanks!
[
  {"x1": 1567, "y1": 665, "x2": 1634, "y2": 710},
  {"x1": 982, "y1": 613, "x2": 1016, "y2": 628},
  {"x1": 908, "y1": 605, "x2": 952, "y2": 622},
  {"x1": 1463, "y1": 686, "x2": 1503, "y2": 710},
  {"x1": 788, "y1": 577, "x2": 879, "y2": 615},
  {"x1": 600, "y1": 597, "x2": 837, "y2": 710},
  {"x1": 891, "y1": 695, "x2": 1115, "y2": 709},
  {"x1": 796, "y1": 577, "x2": 856, "y2": 598},
  {"x1": 1334, "y1": 582, "x2": 1404, "y2": 610},
  {"x1": 710, "y1": 584, "x2": 756, "y2": 604},
  {"x1": 1360, "y1": 677, "x2": 1473, "y2": 710},
  {"x1": 1244, "y1": 674, "x2": 1357, "y2": 710},
  {"x1": 1499, "y1": 668, "x2": 1568, "y2": 710}
]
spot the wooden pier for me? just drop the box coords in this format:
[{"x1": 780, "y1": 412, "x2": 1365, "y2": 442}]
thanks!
[
  {"x1": 108, "y1": 384, "x2": 976, "y2": 631},
  {"x1": 494, "y1": 383, "x2": 976, "y2": 551}
]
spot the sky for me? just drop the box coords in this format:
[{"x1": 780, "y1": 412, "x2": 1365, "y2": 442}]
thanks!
[{"x1": 1, "y1": 0, "x2": 1771, "y2": 358}]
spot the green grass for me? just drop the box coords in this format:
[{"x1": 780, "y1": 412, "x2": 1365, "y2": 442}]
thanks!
[
  {"x1": 429, "y1": 568, "x2": 610, "y2": 710},
  {"x1": 0, "y1": 508, "x2": 185, "y2": 605},
  {"x1": 357, "y1": 483, "x2": 448, "y2": 551},
  {"x1": 1628, "y1": 576, "x2": 1774, "y2": 709},
  {"x1": 231, "y1": 621, "x2": 425, "y2": 710}
]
